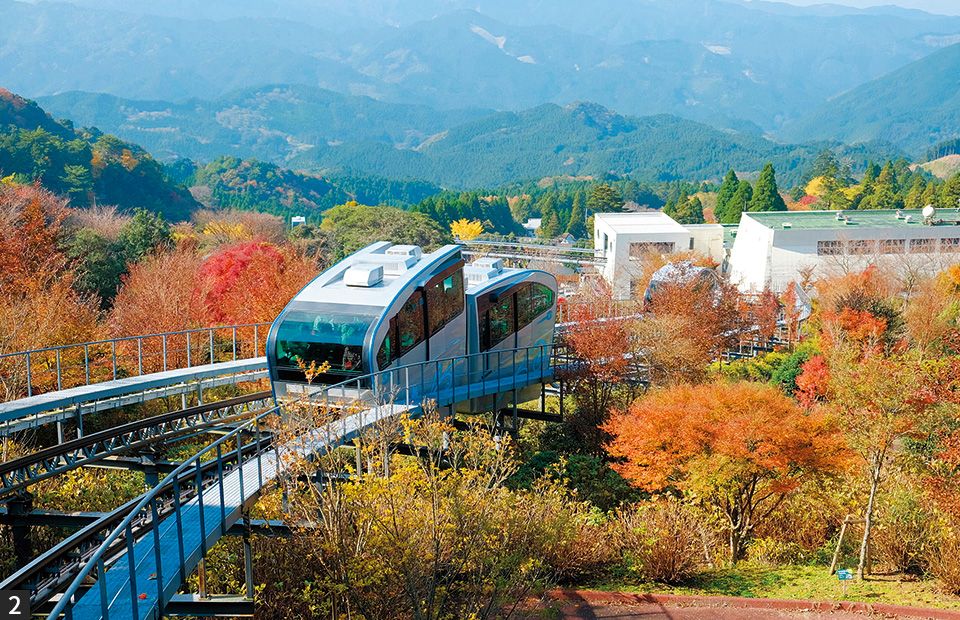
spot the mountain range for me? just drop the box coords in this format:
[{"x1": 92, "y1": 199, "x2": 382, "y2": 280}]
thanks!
[
  {"x1": 6, "y1": 0, "x2": 960, "y2": 134},
  {"x1": 35, "y1": 86, "x2": 903, "y2": 188}
]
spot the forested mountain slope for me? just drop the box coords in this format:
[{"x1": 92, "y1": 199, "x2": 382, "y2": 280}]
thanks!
[{"x1": 778, "y1": 42, "x2": 960, "y2": 155}]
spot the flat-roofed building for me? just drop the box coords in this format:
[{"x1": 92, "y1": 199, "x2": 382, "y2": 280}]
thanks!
[
  {"x1": 594, "y1": 212, "x2": 726, "y2": 298},
  {"x1": 729, "y1": 208, "x2": 960, "y2": 292}
]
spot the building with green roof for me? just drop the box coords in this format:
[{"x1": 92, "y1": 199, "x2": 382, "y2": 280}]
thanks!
[{"x1": 729, "y1": 208, "x2": 960, "y2": 291}]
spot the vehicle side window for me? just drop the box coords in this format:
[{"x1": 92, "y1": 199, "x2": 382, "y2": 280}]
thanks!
[
  {"x1": 516, "y1": 284, "x2": 535, "y2": 329},
  {"x1": 531, "y1": 283, "x2": 554, "y2": 318},
  {"x1": 397, "y1": 291, "x2": 424, "y2": 356},
  {"x1": 426, "y1": 269, "x2": 464, "y2": 336},
  {"x1": 487, "y1": 295, "x2": 514, "y2": 349},
  {"x1": 377, "y1": 317, "x2": 396, "y2": 369}
]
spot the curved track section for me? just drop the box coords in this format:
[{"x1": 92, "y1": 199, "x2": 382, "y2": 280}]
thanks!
[{"x1": 49, "y1": 343, "x2": 561, "y2": 620}]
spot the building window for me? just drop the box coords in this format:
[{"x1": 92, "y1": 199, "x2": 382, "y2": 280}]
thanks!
[
  {"x1": 630, "y1": 241, "x2": 675, "y2": 259},
  {"x1": 879, "y1": 239, "x2": 905, "y2": 254},
  {"x1": 910, "y1": 238, "x2": 935, "y2": 254},
  {"x1": 425, "y1": 268, "x2": 464, "y2": 336},
  {"x1": 942, "y1": 238, "x2": 960, "y2": 252},
  {"x1": 848, "y1": 239, "x2": 877, "y2": 255},
  {"x1": 817, "y1": 240, "x2": 843, "y2": 256}
]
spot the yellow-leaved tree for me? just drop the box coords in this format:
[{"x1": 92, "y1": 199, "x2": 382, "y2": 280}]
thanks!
[{"x1": 450, "y1": 218, "x2": 483, "y2": 241}]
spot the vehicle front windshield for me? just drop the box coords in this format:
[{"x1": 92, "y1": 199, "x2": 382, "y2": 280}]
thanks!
[{"x1": 273, "y1": 303, "x2": 380, "y2": 380}]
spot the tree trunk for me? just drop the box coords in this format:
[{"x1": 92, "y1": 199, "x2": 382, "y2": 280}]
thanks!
[{"x1": 857, "y1": 468, "x2": 880, "y2": 580}]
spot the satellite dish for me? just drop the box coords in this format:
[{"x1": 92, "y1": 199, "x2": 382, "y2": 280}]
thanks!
[{"x1": 922, "y1": 204, "x2": 937, "y2": 220}]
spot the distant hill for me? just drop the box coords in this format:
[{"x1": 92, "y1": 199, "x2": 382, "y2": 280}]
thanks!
[
  {"x1": 919, "y1": 154, "x2": 960, "y2": 180},
  {"x1": 184, "y1": 156, "x2": 443, "y2": 221},
  {"x1": 9, "y1": 0, "x2": 960, "y2": 130},
  {"x1": 38, "y1": 88, "x2": 904, "y2": 189},
  {"x1": 0, "y1": 89, "x2": 198, "y2": 220},
  {"x1": 778, "y1": 42, "x2": 960, "y2": 155},
  {"x1": 290, "y1": 101, "x2": 904, "y2": 188},
  {"x1": 36, "y1": 86, "x2": 493, "y2": 164}
]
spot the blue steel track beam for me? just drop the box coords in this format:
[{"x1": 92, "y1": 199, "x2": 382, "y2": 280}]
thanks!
[{"x1": 0, "y1": 392, "x2": 272, "y2": 500}]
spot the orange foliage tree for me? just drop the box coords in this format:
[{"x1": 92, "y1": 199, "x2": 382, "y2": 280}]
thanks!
[
  {"x1": 560, "y1": 294, "x2": 644, "y2": 455},
  {"x1": 605, "y1": 382, "x2": 846, "y2": 563},
  {"x1": 194, "y1": 240, "x2": 320, "y2": 327},
  {"x1": 0, "y1": 183, "x2": 99, "y2": 398},
  {"x1": 636, "y1": 264, "x2": 745, "y2": 385},
  {"x1": 820, "y1": 352, "x2": 941, "y2": 579},
  {"x1": 109, "y1": 245, "x2": 206, "y2": 372}
]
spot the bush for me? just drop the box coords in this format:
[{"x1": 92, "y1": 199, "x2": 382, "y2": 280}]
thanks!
[
  {"x1": 928, "y1": 529, "x2": 960, "y2": 594},
  {"x1": 873, "y1": 490, "x2": 935, "y2": 575},
  {"x1": 617, "y1": 498, "x2": 709, "y2": 584}
]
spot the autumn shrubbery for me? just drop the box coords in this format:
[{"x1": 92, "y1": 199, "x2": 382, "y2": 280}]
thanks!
[{"x1": 616, "y1": 498, "x2": 711, "y2": 584}]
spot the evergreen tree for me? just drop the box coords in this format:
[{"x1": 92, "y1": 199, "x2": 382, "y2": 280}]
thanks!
[
  {"x1": 662, "y1": 198, "x2": 678, "y2": 219},
  {"x1": 715, "y1": 169, "x2": 739, "y2": 223},
  {"x1": 920, "y1": 180, "x2": 938, "y2": 208},
  {"x1": 673, "y1": 196, "x2": 705, "y2": 225},
  {"x1": 862, "y1": 161, "x2": 881, "y2": 188},
  {"x1": 537, "y1": 211, "x2": 562, "y2": 238},
  {"x1": 904, "y1": 176, "x2": 927, "y2": 210},
  {"x1": 722, "y1": 180, "x2": 753, "y2": 223},
  {"x1": 748, "y1": 163, "x2": 787, "y2": 212},
  {"x1": 566, "y1": 194, "x2": 588, "y2": 238},
  {"x1": 587, "y1": 184, "x2": 624, "y2": 213},
  {"x1": 940, "y1": 172, "x2": 960, "y2": 210}
]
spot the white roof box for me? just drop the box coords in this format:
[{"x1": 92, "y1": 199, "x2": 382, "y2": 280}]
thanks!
[
  {"x1": 472, "y1": 257, "x2": 504, "y2": 272},
  {"x1": 385, "y1": 245, "x2": 423, "y2": 260},
  {"x1": 344, "y1": 264, "x2": 384, "y2": 287}
]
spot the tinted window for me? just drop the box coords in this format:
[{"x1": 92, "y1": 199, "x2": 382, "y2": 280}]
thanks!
[
  {"x1": 274, "y1": 306, "x2": 378, "y2": 379},
  {"x1": 397, "y1": 291, "x2": 425, "y2": 355},
  {"x1": 531, "y1": 283, "x2": 554, "y2": 319},
  {"x1": 486, "y1": 296, "x2": 514, "y2": 349},
  {"x1": 516, "y1": 284, "x2": 535, "y2": 329},
  {"x1": 377, "y1": 317, "x2": 396, "y2": 369},
  {"x1": 426, "y1": 269, "x2": 464, "y2": 336}
]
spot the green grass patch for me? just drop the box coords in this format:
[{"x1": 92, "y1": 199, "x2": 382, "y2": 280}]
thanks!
[{"x1": 582, "y1": 565, "x2": 960, "y2": 611}]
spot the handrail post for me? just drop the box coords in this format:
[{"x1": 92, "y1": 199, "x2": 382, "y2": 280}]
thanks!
[
  {"x1": 163, "y1": 335, "x2": 168, "y2": 372},
  {"x1": 25, "y1": 353, "x2": 32, "y2": 397},
  {"x1": 217, "y1": 444, "x2": 226, "y2": 532},
  {"x1": 175, "y1": 478, "x2": 185, "y2": 577},
  {"x1": 254, "y1": 324, "x2": 260, "y2": 357},
  {"x1": 151, "y1": 498, "x2": 165, "y2": 611},
  {"x1": 209, "y1": 329, "x2": 215, "y2": 364},
  {"x1": 187, "y1": 331, "x2": 192, "y2": 368},
  {"x1": 112, "y1": 340, "x2": 117, "y2": 380},
  {"x1": 56, "y1": 348, "x2": 62, "y2": 391},
  {"x1": 232, "y1": 327, "x2": 237, "y2": 360},
  {"x1": 98, "y1": 557, "x2": 109, "y2": 619},
  {"x1": 126, "y1": 522, "x2": 139, "y2": 616},
  {"x1": 138, "y1": 338, "x2": 143, "y2": 376},
  {"x1": 84, "y1": 344, "x2": 90, "y2": 386}
]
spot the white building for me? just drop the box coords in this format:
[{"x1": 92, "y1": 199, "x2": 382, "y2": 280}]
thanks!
[
  {"x1": 593, "y1": 212, "x2": 727, "y2": 298},
  {"x1": 729, "y1": 208, "x2": 960, "y2": 292}
]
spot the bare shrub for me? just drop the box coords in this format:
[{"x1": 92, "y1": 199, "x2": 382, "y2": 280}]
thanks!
[
  {"x1": 872, "y1": 490, "x2": 935, "y2": 575},
  {"x1": 66, "y1": 204, "x2": 131, "y2": 240},
  {"x1": 928, "y1": 529, "x2": 960, "y2": 595},
  {"x1": 616, "y1": 498, "x2": 709, "y2": 584}
]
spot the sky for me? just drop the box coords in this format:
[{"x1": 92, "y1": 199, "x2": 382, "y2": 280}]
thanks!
[{"x1": 766, "y1": 0, "x2": 960, "y2": 15}]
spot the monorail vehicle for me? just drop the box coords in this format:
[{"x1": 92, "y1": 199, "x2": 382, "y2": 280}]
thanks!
[{"x1": 266, "y1": 242, "x2": 558, "y2": 408}]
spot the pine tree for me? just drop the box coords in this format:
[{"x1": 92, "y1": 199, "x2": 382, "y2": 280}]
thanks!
[
  {"x1": 715, "y1": 169, "x2": 739, "y2": 223},
  {"x1": 722, "y1": 180, "x2": 753, "y2": 223},
  {"x1": 587, "y1": 184, "x2": 624, "y2": 213},
  {"x1": 904, "y1": 176, "x2": 927, "y2": 210},
  {"x1": 566, "y1": 194, "x2": 588, "y2": 238},
  {"x1": 537, "y1": 211, "x2": 562, "y2": 238},
  {"x1": 663, "y1": 198, "x2": 678, "y2": 219},
  {"x1": 920, "y1": 180, "x2": 938, "y2": 208},
  {"x1": 748, "y1": 163, "x2": 787, "y2": 212}
]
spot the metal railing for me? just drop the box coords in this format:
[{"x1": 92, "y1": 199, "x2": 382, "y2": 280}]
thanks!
[
  {"x1": 280, "y1": 342, "x2": 561, "y2": 412},
  {"x1": 46, "y1": 406, "x2": 279, "y2": 620},
  {"x1": 556, "y1": 299, "x2": 643, "y2": 325},
  {"x1": 0, "y1": 323, "x2": 271, "y2": 401},
  {"x1": 44, "y1": 342, "x2": 566, "y2": 619}
]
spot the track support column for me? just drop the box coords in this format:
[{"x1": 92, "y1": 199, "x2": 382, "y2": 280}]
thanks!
[
  {"x1": 9, "y1": 492, "x2": 33, "y2": 569},
  {"x1": 243, "y1": 513, "x2": 255, "y2": 600}
]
